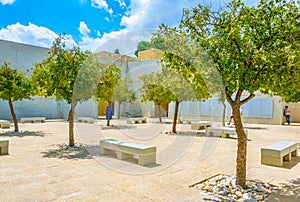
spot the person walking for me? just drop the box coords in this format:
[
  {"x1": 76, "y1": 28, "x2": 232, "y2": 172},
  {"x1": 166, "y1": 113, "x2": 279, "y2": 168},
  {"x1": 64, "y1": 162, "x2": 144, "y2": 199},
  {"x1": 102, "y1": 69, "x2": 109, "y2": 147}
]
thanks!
[{"x1": 283, "y1": 105, "x2": 291, "y2": 125}]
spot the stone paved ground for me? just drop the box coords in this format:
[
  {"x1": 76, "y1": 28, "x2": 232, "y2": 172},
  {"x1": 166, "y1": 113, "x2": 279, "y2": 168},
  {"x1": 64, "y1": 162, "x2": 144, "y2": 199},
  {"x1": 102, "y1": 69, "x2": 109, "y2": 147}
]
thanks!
[{"x1": 0, "y1": 118, "x2": 299, "y2": 201}]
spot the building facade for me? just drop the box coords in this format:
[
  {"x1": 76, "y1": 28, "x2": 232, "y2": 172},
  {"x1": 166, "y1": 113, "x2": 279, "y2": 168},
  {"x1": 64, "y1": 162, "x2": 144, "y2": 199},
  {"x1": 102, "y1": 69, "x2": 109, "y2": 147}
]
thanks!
[{"x1": 0, "y1": 39, "x2": 299, "y2": 124}]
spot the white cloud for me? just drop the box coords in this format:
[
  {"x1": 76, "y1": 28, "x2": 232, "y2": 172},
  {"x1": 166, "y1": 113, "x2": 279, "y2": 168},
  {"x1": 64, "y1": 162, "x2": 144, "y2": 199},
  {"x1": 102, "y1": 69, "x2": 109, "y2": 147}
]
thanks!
[
  {"x1": 108, "y1": 8, "x2": 113, "y2": 15},
  {"x1": 0, "y1": 0, "x2": 16, "y2": 5},
  {"x1": 93, "y1": 29, "x2": 155, "y2": 55},
  {"x1": 91, "y1": 0, "x2": 113, "y2": 14},
  {"x1": 120, "y1": 0, "x2": 259, "y2": 31},
  {"x1": 116, "y1": 0, "x2": 126, "y2": 8},
  {"x1": 78, "y1": 21, "x2": 90, "y2": 36},
  {"x1": 120, "y1": 0, "x2": 197, "y2": 30},
  {"x1": 0, "y1": 22, "x2": 76, "y2": 48},
  {"x1": 0, "y1": 0, "x2": 260, "y2": 54}
]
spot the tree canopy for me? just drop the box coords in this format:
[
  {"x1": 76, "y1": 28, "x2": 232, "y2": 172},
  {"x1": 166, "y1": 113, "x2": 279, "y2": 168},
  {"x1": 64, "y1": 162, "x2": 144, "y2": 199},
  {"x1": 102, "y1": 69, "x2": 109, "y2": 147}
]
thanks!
[
  {"x1": 95, "y1": 62, "x2": 121, "y2": 126},
  {"x1": 31, "y1": 35, "x2": 90, "y2": 146},
  {"x1": 0, "y1": 62, "x2": 32, "y2": 132},
  {"x1": 113, "y1": 77, "x2": 136, "y2": 119},
  {"x1": 180, "y1": 0, "x2": 300, "y2": 187}
]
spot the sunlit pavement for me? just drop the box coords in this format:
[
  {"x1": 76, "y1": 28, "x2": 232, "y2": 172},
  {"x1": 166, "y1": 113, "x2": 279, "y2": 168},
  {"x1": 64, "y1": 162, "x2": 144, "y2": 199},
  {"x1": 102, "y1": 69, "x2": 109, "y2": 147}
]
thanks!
[{"x1": 0, "y1": 119, "x2": 299, "y2": 201}]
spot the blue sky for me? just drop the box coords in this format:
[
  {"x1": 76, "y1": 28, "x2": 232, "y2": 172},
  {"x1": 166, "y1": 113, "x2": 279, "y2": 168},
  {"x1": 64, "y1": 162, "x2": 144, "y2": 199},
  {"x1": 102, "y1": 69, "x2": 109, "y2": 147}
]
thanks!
[{"x1": 0, "y1": 0, "x2": 258, "y2": 53}]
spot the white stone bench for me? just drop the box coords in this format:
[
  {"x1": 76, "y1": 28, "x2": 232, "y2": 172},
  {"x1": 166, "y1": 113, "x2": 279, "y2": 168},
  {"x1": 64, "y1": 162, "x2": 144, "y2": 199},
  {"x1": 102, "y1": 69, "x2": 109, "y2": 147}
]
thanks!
[
  {"x1": 20, "y1": 117, "x2": 46, "y2": 124},
  {"x1": 0, "y1": 120, "x2": 10, "y2": 129},
  {"x1": 191, "y1": 121, "x2": 211, "y2": 130},
  {"x1": 261, "y1": 141, "x2": 298, "y2": 167},
  {"x1": 77, "y1": 117, "x2": 94, "y2": 124},
  {"x1": 0, "y1": 139, "x2": 9, "y2": 155},
  {"x1": 100, "y1": 139, "x2": 156, "y2": 166},
  {"x1": 127, "y1": 117, "x2": 147, "y2": 124},
  {"x1": 205, "y1": 127, "x2": 248, "y2": 139},
  {"x1": 178, "y1": 118, "x2": 200, "y2": 124}
]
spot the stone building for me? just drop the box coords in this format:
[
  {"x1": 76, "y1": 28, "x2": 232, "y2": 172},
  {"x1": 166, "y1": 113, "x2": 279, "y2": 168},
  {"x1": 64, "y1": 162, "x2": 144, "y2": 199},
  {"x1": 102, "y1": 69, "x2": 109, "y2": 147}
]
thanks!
[{"x1": 0, "y1": 39, "x2": 299, "y2": 124}]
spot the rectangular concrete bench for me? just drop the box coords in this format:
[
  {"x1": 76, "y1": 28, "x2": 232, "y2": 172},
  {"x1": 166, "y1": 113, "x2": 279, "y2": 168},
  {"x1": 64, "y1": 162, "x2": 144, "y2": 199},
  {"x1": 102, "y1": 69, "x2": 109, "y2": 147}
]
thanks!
[
  {"x1": 100, "y1": 139, "x2": 156, "y2": 166},
  {"x1": 20, "y1": 117, "x2": 46, "y2": 124},
  {"x1": 127, "y1": 117, "x2": 147, "y2": 124},
  {"x1": 178, "y1": 118, "x2": 200, "y2": 124},
  {"x1": 205, "y1": 127, "x2": 248, "y2": 139},
  {"x1": 0, "y1": 120, "x2": 10, "y2": 129},
  {"x1": 261, "y1": 141, "x2": 298, "y2": 167},
  {"x1": 0, "y1": 139, "x2": 9, "y2": 155},
  {"x1": 191, "y1": 121, "x2": 211, "y2": 130},
  {"x1": 77, "y1": 117, "x2": 94, "y2": 124}
]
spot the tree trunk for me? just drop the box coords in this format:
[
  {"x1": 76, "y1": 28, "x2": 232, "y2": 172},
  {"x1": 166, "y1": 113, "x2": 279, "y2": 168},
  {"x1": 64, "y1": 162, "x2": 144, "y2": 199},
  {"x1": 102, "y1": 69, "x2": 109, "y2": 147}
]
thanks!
[
  {"x1": 8, "y1": 98, "x2": 18, "y2": 132},
  {"x1": 221, "y1": 100, "x2": 226, "y2": 127},
  {"x1": 118, "y1": 102, "x2": 121, "y2": 120},
  {"x1": 172, "y1": 100, "x2": 179, "y2": 133},
  {"x1": 221, "y1": 90, "x2": 226, "y2": 126},
  {"x1": 158, "y1": 103, "x2": 162, "y2": 123},
  {"x1": 233, "y1": 105, "x2": 247, "y2": 188},
  {"x1": 107, "y1": 101, "x2": 112, "y2": 126},
  {"x1": 68, "y1": 99, "x2": 77, "y2": 147}
]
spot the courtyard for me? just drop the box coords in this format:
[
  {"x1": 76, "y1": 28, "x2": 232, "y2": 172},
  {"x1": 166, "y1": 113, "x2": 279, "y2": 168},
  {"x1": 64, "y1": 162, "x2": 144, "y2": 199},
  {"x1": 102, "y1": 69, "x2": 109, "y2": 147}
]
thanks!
[{"x1": 0, "y1": 119, "x2": 299, "y2": 201}]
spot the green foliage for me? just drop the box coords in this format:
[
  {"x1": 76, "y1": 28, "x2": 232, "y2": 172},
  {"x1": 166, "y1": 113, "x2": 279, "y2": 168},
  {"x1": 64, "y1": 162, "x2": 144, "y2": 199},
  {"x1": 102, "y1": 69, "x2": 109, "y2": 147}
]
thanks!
[
  {"x1": 179, "y1": 0, "x2": 300, "y2": 188},
  {"x1": 161, "y1": 51, "x2": 210, "y2": 101},
  {"x1": 139, "y1": 72, "x2": 175, "y2": 104},
  {"x1": 32, "y1": 35, "x2": 90, "y2": 104},
  {"x1": 0, "y1": 62, "x2": 32, "y2": 132},
  {"x1": 95, "y1": 63, "x2": 121, "y2": 103},
  {"x1": 181, "y1": 0, "x2": 300, "y2": 100},
  {"x1": 134, "y1": 41, "x2": 152, "y2": 57},
  {"x1": 74, "y1": 53, "x2": 104, "y2": 102},
  {"x1": 31, "y1": 35, "x2": 91, "y2": 146},
  {"x1": 134, "y1": 38, "x2": 166, "y2": 57},
  {"x1": 0, "y1": 62, "x2": 31, "y2": 101},
  {"x1": 114, "y1": 49, "x2": 120, "y2": 54},
  {"x1": 113, "y1": 77, "x2": 136, "y2": 104}
]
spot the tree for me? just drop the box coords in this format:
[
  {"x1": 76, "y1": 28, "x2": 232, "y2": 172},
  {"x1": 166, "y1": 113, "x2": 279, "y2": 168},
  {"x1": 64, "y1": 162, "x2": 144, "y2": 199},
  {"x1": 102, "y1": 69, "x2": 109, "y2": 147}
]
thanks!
[
  {"x1": 151, "y1": 25, "x2": 212, "y2": 132},
  {"x1": 113, "y1": 77, "x2": 136, "y2": 119},
  {"x1": 139, "y1": 72, "x2": 174, "y2": 123},
  {"x1": 95, "y1": 63, "x2": 121, "y2": 126},
  {"x1": 180, "y1": 0, "x2": 300, "y2": 187},
  {"x1": 134, "y1": 41, "x2": 152, "y2": 57},
  {"x1": 31, "y1": 36, "x2": 91, "y2": 146},
  {"x1": 114, "y1": 49, "x2": 120, "y2": 54},
  {"x1": 161, "y1": 52, "x2": 210, "y2": 133},
  {"x1": 0, "y1": 62, "x2": 32, "y2": 132}
]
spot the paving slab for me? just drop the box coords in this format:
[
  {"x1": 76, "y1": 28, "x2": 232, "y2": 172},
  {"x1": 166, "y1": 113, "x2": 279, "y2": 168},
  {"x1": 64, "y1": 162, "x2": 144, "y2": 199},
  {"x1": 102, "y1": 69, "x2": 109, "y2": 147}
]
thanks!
[{"x1": 0, "y1": 120, "x2": 299, "y2": 201}]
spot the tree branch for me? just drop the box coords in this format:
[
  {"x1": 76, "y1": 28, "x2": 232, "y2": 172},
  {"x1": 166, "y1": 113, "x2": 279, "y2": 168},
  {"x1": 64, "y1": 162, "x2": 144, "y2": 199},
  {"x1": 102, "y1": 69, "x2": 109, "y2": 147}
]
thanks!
[
  {"x1": 235, "y1": 87, "x2": 243, "y2": 104},
  {"x1": 240, "y1": 93, "x2": 255, "y2": 105},
  {"x1": 225, "y1": 87, "x2": 234, "y2": 106}
]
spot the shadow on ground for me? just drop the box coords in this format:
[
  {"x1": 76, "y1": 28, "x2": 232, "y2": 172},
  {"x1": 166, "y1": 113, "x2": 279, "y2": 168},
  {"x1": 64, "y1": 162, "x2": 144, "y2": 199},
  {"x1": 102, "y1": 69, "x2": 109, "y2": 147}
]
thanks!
[
  {"x1": 100, "y1": 125, "x2": 136, "y2": 130},
  {"x1": 282, "y1": 156, "x2": 300, "y2": 169},
  {"x1": 0, "y1": 130, "x2": 45, "y2": 137},
  {"x1": 41, "y1": 143, "x2": 94, "y2": 160},
  {"x1": 266, "y1": 178, "x2": 300, "y2": 202},
  {"x1": 168, "y1": 131, "x2": 205, "y2": 137}
]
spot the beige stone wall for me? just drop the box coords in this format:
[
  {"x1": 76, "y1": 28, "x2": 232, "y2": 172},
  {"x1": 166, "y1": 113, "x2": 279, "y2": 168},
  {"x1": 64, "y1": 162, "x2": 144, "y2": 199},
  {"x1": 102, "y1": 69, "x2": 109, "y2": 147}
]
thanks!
[
  {"x1": 282, "y1": 102, "x2": 300, "y2": 124},
  {"x1": 138, "y1": 48, "x2": 163, "y2": 60},
  {"x1": 168, "y1": 95, "x2": 300, "y2": 125}
]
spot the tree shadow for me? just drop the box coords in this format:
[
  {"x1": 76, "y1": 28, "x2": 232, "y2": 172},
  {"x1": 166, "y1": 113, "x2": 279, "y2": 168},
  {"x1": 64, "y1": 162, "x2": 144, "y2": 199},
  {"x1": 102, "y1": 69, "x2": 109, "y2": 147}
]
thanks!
[
  {"x1": 167, "y1": 131, "x2": 205, "y2": 137},
  {"x1": 41, "y1": 143, "x2": 93, "y2": 160},
  {"x1": 0, "y1": 130, "x2": 45, "y2": 137},
  {"x1": 266, "y1": 178, "x2": 300, "y2": 202},
  {"x1": 100, "y1": 125, "x2": 136, "y2": 130},
  {"x1": 243, "y1": 126, "x2": 268, "y2": 130}
]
